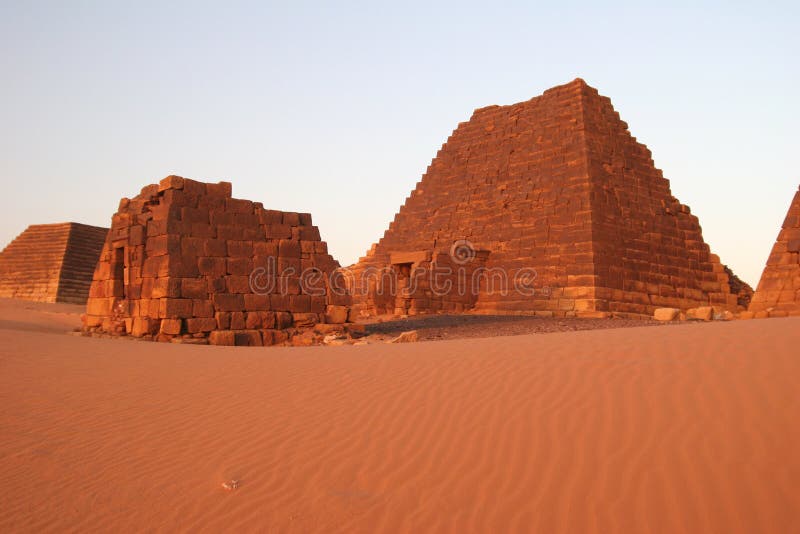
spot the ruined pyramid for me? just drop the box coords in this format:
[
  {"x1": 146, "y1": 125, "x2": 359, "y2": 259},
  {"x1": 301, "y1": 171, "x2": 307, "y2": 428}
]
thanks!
[
  {"x1": 748, "y1": 185, "x2": 800, "y2": 317},
  {"x1": 350, "y1": 79, "x2": 750, "y2": 317},
  {"x1": 83, "y1": 176, "x2": 351, "y2": 344},
  {"x1": 0, "y1": 222, "x2": 108, "y2": 304}
]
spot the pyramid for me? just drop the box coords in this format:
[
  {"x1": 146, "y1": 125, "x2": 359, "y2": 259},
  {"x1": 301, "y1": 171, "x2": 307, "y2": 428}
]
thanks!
[
  {"x1": 748, "y1": 185, "x2": 800, "y2": 317},
  {"x1": 83, "y1": 176, "x2": 351, "y2": 345},
  {"x1": 0, "y1": 222, "x2": 108, "y2": 304},
  {"x1": 349, "y1": 79, "x2": 750, "y2": 317}
]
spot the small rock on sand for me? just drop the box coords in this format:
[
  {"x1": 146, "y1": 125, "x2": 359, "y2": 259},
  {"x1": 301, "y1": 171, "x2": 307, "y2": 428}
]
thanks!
[
  {"x1": 653, "y1": 308, "x2": 680, "y2": 322},
  {"x1": 389, "y1": 330, "x2": 419, "y2": 343}
]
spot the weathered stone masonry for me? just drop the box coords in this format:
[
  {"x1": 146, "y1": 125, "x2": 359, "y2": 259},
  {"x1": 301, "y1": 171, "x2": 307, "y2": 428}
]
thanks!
[
  {"x1": 350, "y1": 78, "x2": 751, "y2": 317},
  {"x1": 0, "y1": 222, "x2": 108, "y2": 304},
  {"x1": 749, "y1": 185, "x2": 800, "y2": 317},
  {"x1": 83, "y1": 176, "x2": 351, "y2": 345}
]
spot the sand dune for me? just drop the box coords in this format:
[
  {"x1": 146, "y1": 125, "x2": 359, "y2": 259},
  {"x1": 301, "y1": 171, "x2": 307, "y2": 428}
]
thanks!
[{"x1": 0, "y1": 301, "x2": 798, "y2": 532}]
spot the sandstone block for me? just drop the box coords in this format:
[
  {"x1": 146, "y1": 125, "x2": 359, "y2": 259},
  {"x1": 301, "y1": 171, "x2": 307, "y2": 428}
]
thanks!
[
  {"x1": 324, "y1": 305, "x2": 349, "y2": 324},
  {"x1": 225, "y1": 275, "x2": 252, "y2": 294},
  {"x1": 246, "y1": 311, "x2": 275, "y2": 329},
  {"x1": 260, "y1": 329, "x2": 277, "y2": 346},
  {"x1": 234, "y1": 330, "x2": 262, "y2": 346},
  {"x1": 265, "y1": 225, "x2": 292, "y2": 240},
  {"x1": 290, "y1": 330, "x2": 318, "y2": 346},
  {"x1": 215, "y1": 311, "x2": 231, "y2": 329},
  {"x1": 181, "y1": 278, "x2": 208, "y2": 299},
  {"x1": 192, "y1": 299, "x2": 214, "y2": 318},
  {"x1": 230, "y1": 311, "x2": 246, "y2": 330},
  {"x1": 227, "y1": 257, "x2": 253, "y2": 276},
  {"x1": 160, "y1": 318, "x2": 182, "y2": 335},
  {"x1": 227, "y1": 240, "x2": 253, "y2": 257},
  {"x1": 86, "y1": 297, "x2": 114, "y2": 316},
  {"x1": 292, "y1": 312, "x2": 318, "y2": 327},
  {"x1": 273, "y1": 329, "x2": 290, "y2": 344},
  {"x1": 209, "y1": 330, "x2": 235, "y2": 346},
  {"x1": 298, "y1": 226, "x2": 321, "y2": 241},
  {"x1": 261, "y1": 328, "x2": 289, "y2": 346},
  {"x1": 314, "y1": 323, "x2": 345, "y2": 334},
  {"x1": 204, "y1": 239, "x2": 228, "y2": 257},
  {"x1": 686, "y1": 306, "x2": 713, "y2": 321},
  {"x1": 243, "y1": 293, "x2": 269, "y2": 310},
  {"x1": 83, "y1": 314, "x2": 103, "y2": 328},
  {"x1": 158, "y1": 175, "x2": 184, "y2": 191},
  {"x1": 275, "y1": 311, "x2": 293, "y2": 329},
  {"x1": 345, "y1": 323, "x2": 367, "y2": 338},
  {"x1": 213, "y1": 293, "x2": 245, "y2": 312},
  {"x1": 131, "y1": 317, "x2": 155, "y2": 337},
  {"x1": 186, "y1": 317, "x2": 217, "y2": 333},
  {"x1": 160, "y1": 298, "x2": 193, "y2": 319},
  {"x1": 206, "y1": 181, "x2": 232, "y2": 198},
  {"x1": 142, "y1": 255, "x2": 169, "y2": 277},
  {"x1": 149, "y1": 277, "x2": 181, "y2": 299},
  {"x1": 653, "y1": 308, "x2": 680, "y2": 321},
  {"x1": 146, "y1": 234, "x2": 181, "y2": 257},
  {"x1": 283, "y1": 212, "x2": 301, "y2": 226}
]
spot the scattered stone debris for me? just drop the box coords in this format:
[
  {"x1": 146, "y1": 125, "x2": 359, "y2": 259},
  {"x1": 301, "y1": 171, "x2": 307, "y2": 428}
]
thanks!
[
  {"x1": 221, "y1": 480, "x2": 240, "y2": 491},
  {"x1": 686, "y1": 307, "x2": 714, "y2": 321},
  {"x1": 653, "y1": 308, "x2": 680, "y2": 322},
  {"x1": 714, "y1": 310, "x2": 734, "y2": 321},
  {"x1": 389, "y1": 330, "x2": 419, "y2": 343}
]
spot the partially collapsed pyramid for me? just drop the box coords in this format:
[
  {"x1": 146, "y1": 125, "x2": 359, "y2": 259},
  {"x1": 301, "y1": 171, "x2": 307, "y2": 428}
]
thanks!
[
  {"x1": 350, "y1": 79, "x2": 750, "y2": 317},
  {"x1": 83, "y1": 176, "x2": 351, "y2": 345},
  {"x1": 0, "y1": 223, "x2": 108, "y2": 304},
  {"x1": 748, "y1": 186, "x2": 800, "y2": 317}
]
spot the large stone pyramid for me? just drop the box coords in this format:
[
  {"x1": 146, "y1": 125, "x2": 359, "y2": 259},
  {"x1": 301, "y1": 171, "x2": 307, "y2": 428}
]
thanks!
[
  {"x1": 748, "y1": 185, "x2": 800, "y2": 317},
  {"x1": 0, "y1": 222, "x2": 108, "y2": 304},
  {"x1": 350, "y1": 79, "x2": 750, "y2": 317}
]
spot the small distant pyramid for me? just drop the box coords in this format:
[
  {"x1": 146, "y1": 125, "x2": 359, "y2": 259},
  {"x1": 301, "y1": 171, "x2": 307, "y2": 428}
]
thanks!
[
  {"x1": 349, "y1": 79, "x2": 750, "y2": 317},
  {"x1": 748, "y1": 186, "x2": 800, "y2": 317},
  {"x1": 0, "y1": 223, "x2": 108, "y2": 304}
]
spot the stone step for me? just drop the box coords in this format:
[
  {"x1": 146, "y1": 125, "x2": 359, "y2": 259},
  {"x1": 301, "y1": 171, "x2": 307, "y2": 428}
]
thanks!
[{"x1": 0, "y1": 222, "x2": 108, "y2": 304}]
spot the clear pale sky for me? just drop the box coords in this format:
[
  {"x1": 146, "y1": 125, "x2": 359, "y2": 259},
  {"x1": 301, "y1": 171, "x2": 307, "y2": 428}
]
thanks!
[{"x1": 1, "y1": 1, "x2": 797, "y2": 286}]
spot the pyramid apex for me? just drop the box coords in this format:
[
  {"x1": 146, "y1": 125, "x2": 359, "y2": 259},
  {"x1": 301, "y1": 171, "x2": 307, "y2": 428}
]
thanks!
[{"x1": 541, "y1": 77, "x2": 598, "y2": 99}]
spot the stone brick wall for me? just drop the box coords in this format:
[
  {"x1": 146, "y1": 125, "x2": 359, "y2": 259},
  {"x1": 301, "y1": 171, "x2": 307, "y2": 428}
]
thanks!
[
  {"x1": 0, "y1": 222, "x2": 108, "y2": 304},
  {"x1": 349, "y1": 79, "x2": 750, "y2": 317},
  {"x1": 748, "y1": 186, "x2": 800, "y2": 317},
  {"x1": 83, "y1": 176, "x2": 351, "y2": 345}
]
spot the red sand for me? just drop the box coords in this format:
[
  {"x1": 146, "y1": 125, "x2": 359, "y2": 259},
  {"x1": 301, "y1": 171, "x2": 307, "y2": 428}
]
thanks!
[{"x1": 1, "y1": 298, "x2": 798, "y2": 532}]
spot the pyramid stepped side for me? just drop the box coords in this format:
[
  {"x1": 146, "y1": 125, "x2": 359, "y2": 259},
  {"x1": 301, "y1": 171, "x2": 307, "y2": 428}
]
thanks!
[
  {"x1": 579, "y1": 82, "x2": 747, "y2": 313},
  {"x1": 748, "y1": 186, "x2": 800, "y2": 317},
  {"x1": 56, "y1": 224, "x2": 109, "y2": 304},
  {"x1": 352, "y1": 80, "x2": 597, "y2": 315},
  {"x1": 0, "y1": 223, "x2": 108, "y2": 304},
  {"x1": 373, "y1": 80, "x2": 591, "y2": 257},
  {"x1": 0, "y1": 224, "x2": 72, "y2": 302},
  {"x1": 468, "y1": 82, "x2": 597, "y2": 313},
  {"x1": 350, "y1": 78, "x2": 749, "y2": 317}
]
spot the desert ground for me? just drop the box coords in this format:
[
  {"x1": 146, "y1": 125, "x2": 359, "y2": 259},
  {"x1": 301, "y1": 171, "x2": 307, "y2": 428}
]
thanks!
[{"x1": 0, "y1": 298, "x2": 798, "y2": 533}]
